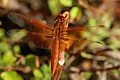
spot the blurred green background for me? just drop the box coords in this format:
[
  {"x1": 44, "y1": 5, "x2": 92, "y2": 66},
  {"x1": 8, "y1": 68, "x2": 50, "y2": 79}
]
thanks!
[{"x1": 0, "y1": 0, "x2": 120, "y2": 80}]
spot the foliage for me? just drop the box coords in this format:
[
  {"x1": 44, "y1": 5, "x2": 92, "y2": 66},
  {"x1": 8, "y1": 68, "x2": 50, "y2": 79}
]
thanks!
[
  {"x1": 59, "y1": 0, "x2": 73, "y2": 7},
  {"x1": 48, "y1": 0, "x2": 62, "y2": 16},
  {"x1": 1, "y1": 71, "x2": 23, "y2": 80},
  {"x1": 0, "y1": 0, "x2": 120, "y2": 80},
  {"x1": 70, "y1": 6, "x2": 82, "y2": 21},
  {"x1": 0, "y1": 28, "x2": 51, "y2": 80},
  {"x1": 0, "y1": 28, "x2": 23, "y2": 80}
]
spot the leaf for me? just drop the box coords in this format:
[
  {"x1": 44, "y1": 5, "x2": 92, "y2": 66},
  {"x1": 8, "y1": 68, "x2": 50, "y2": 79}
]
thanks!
[
  {"x1": 40, "y1": 64, "x2": 51, "y2": 79},
  {"x1": 8, "y1": 29, "x2": 27, "y2": 42},
  {"x1": 1, "y1": 71, "x2": 23, "y2": 80},
  {"x1": 60, "y1": 0, "x2": 73, "y2": 7},
  {"x1": 13, "y1": 45, "x2": 21, "y2": 54},
  {"x1": 33, "y1": 69, "x2": 43, "y2": 78},
  {"x1": 0, "y1": 29, "x2": 5, "y2": 38},
  {"x1": 70, "y1": 6, "x2": 82, "y2": 20},
  {"x1": 88, "y1": 17, "x2": 97, "y2": 26},
  {"x1": 0, "y1": 42, "x2": 11, "y2": 53},
  {"x1": 3, "y1": 50, "x2": 17, "y2": 66},
  {"x1": 100, "y1": 15, "x2": 113, "y2": 29},
  {"x1": 83, "y1": 71, "x2": 93, "y2": 80},
  {"x1": 108, "y1": 28, "x2": 120, "y2": 50},
  {"x1": 60, "y1": 72, "x2": 68, "y2": 80},
  {"x1": 25, "y1": 54, "x2": 36, "y2": 68},
  {"x1": 48, "y1": 0, "x2": 62, "y2": 16},
  {"x1": 80, "y1": 52, "x2": 92, "y2": 59}
]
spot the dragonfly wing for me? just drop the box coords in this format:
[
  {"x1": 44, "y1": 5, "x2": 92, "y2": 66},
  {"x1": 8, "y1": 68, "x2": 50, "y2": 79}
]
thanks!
[
  {"x1": 65, "y1": 27, "x2": 87, "y2": 53},
  {"x1": 8, "y1": 29, "x2": 52, "y2": 49},
  {"x1": 26, "y1": 31, "x2": 52, "y2": 49},
  {"x1": 65, "y1": 26, "x2": 103, "y2": 54},
  {"x1": 8, "y1": 12, "x2": 53, "y2": 34}
]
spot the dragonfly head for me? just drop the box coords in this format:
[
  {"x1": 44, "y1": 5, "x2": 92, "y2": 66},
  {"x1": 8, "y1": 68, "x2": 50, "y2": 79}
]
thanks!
[
  {"x1": 54, "y1": 11, "x2": 69, "y2": 28},
  {"x1": 56, "y1": 11, "x2": 69, "y2": 22}
]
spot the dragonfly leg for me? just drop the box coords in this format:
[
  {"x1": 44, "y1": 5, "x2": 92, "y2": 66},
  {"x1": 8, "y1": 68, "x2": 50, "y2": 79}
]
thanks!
[
  {"x1": 55, "y1": 65, "x2": 63, "y2": 80},
  {"x1": 61, "y1": 37, "x2": 102, "y2": 44},
  {"x1": 55, "y1": 51, "x2": 65, "y2": 80}
]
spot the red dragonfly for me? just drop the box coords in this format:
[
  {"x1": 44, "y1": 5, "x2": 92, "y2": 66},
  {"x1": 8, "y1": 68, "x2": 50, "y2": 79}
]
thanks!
[{"x1": 8, "y1": 11, "x2": 100, "y2": 80}]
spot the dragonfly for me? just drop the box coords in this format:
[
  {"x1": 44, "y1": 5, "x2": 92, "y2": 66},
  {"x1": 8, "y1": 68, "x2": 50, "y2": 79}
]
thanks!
[{"x1": 8, "y1": 11, "x2": 101, "y2": 80}]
